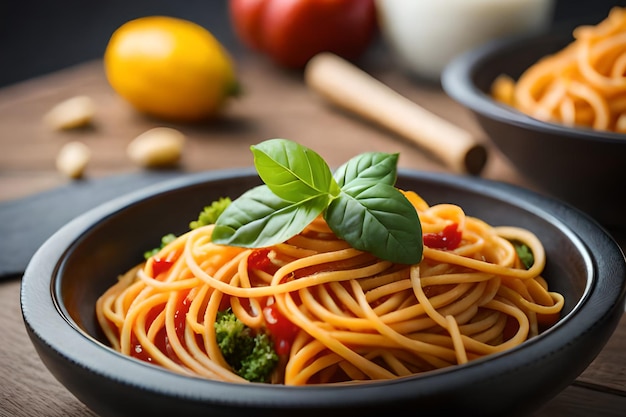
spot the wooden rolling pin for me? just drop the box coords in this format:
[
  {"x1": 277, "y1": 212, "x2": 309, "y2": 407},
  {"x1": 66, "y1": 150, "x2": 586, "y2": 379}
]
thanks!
[{"x1": 304, "y1": 52, "x2": 488, "y2": 175}]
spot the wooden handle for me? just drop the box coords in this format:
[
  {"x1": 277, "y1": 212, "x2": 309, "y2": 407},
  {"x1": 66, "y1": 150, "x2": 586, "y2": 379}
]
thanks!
[{"x1": 304, "y1": 53, "x2": 487, "y2": 175}]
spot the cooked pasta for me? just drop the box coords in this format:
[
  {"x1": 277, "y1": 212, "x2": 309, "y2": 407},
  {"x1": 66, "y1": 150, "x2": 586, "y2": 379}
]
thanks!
[
  {"x1": 96, "y1": 190, "x2": 563, "y2": 385},
  {"x1": 492, "y1": 7, "x2": 626, "y2": 133}
]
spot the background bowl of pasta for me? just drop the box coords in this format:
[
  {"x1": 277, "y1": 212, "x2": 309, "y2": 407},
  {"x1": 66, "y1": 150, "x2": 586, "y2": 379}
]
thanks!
[
  {"x1": 442, "y1": 7, "x2": 626, "y2": 231},
  {"x1": 20, "y1": 165, "x2": 626, "y2": 417}
]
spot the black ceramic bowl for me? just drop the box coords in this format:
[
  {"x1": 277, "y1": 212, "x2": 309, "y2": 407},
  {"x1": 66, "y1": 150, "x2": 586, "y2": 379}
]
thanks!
[
  {"x1": 441, "y1": 22, "x2": 626, "y2": 231},
  {"x1": 21, "y1": 168, "x2": 626, "y2": 417}
]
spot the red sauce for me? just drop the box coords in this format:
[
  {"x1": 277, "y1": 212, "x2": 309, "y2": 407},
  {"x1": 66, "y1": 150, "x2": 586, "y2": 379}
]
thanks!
[
  {"x1": 263, "y1": 302, "x2": 299, "y2": 355},
  {"x1": 248, "y1": 248, "x2": 281, "y2": 275},
  {"x1": 150, "y1": 250, "x2": 180, "y2": 277},
  {"x1": 130, "y1": 304, "x2": 165, "y2": 363},
  {"x1": 131, "y1": 290, "x2": 198, "y2": 364},
  {"x1": 152, "y1": 257, "x2": 174, "y2": 277},
  {"x1": 423, "y1": 223, "x2": 463, "y2": 250}
]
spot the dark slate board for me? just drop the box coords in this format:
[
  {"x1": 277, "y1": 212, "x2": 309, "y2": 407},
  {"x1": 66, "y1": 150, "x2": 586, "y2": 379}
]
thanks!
[{"x1": 0, "y1": 172, "x2": 184, "y2": 280}]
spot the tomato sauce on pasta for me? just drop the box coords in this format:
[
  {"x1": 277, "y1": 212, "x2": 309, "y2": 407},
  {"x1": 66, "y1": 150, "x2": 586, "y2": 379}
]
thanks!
[{"x1": 96, "y1": 190, "x2": 563, "y2": 385}]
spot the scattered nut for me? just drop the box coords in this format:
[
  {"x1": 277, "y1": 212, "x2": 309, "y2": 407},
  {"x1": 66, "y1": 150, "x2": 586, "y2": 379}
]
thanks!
[
  {"x1": 127, "y1": 127, "x2": 185, "y2": 168},
  {"x1": 43, "y1": 95, "x2": 96, "y2": 130},
  {"x1": 56, "y1": 141, "x2": 91, "y2": 179}
]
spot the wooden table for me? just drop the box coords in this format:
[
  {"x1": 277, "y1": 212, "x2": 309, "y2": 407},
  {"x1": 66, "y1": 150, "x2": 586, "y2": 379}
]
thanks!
[{"x1": 1, "y1": 53, "x2": 624, "y2": 416}]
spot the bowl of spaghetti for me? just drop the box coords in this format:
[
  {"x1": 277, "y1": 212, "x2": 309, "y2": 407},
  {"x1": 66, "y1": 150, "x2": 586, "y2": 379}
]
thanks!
[
  {"x1": 442, "y1": 7, "x2": 626, "y2": 230},
  {"x1": 21, "y1": 139, "x2": 626, "y2": 417}
]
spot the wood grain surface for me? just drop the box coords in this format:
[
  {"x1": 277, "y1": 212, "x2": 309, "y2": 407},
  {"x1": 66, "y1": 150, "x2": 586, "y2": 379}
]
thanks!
[{"x1": 0, "y1": 54, "x2": 624, "y2": 417}]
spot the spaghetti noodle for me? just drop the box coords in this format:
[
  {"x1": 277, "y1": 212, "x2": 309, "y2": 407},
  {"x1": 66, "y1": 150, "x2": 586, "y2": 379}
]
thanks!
[
  {"x1": 492, "y1": 7, "x2": 626, "y2": 133},
  {"x1": 96, "y1": 190, "x2": 563, "y2": 385}
]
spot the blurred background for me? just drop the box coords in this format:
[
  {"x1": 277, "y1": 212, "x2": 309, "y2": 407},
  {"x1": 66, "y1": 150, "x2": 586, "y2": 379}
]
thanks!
[{"x1": 0, "y1": 0, "x2": 624, "y2": 88}]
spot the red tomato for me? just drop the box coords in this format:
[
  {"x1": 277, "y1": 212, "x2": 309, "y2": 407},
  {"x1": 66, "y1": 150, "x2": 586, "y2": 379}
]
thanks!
[
  {"x1": 229, "y1": 0, "x2": 378, "y2": 68},
  {"x1": 263, "y1": 302, "x2": 299, "y2": 355},
  {"x1": 423, "y1": 223, "x2": 463, "y2": 250},
  {"x1": 151, "y1": 257, "x2": 174, "y2": 277}
]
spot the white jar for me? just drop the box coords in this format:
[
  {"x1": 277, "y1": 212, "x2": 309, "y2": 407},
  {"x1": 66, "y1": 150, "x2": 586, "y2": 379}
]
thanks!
[{"x1": 376, "y1": 0, "x2": 555, "y2": 81}]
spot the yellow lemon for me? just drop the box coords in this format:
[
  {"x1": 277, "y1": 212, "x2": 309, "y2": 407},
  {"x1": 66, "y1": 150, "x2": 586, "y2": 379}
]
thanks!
[{"x1": 104, "y1": 16, "x2": 238, "y2": 122}]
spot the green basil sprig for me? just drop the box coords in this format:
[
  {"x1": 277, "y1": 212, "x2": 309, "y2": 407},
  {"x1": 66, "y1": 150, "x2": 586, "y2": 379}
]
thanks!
[{"x1": 211, "y1": 139, "x2": 423, "y2": 264}]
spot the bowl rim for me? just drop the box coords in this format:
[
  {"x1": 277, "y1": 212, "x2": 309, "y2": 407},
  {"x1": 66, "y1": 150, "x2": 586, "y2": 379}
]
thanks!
[
  {"x1": 20, "y1": 168, "x2": 626, "y2": 410},
  {"x1": 441, "y1": 27, "x2": 626, "y2": 144}
]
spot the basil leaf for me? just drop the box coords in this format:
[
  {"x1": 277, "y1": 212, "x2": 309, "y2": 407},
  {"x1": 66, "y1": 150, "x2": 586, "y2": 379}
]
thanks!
[
  {"x1": 325, "y1": 181, "x2": 423, "y2": 264},
  {"x1": 334, "y1": 152, "x2": 399, "y2": 188},
  {"x1": 212, "y1": 185, "x2": 327, "y2": 247},
  {"x1": 210, "y1": 138, "x2": 424, "y2": 264},
  {"x1": 513, "y1": 241, "x2": 534, "y2": 269},
  {"x1": 251, "y1": 139, "x2": 339, "y2": 202}
]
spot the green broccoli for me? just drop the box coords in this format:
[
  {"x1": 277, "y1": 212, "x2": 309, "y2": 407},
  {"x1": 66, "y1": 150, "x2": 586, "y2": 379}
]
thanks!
[
  {"x1": 214, "y1": 308, "x2": 279, "y2": 383},
  {"x1": 143, "y1": 233, "x2": 177, "y2": 259},
  {"x1": 190, "y1": 197, "x2": 232, "y2": 229},
  {"x1": 143, "y1": 197, "x2": 232, "y2": 259}
]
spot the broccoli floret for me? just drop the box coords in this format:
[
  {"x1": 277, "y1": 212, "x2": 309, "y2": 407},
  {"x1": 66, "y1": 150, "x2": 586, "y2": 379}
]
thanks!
[
  {"x1": 143, "y1": 197, "x2": 231, "y2": 259},
  {"x1": 143, "y1": 233, "x2": 177, "y2": 259},
  {"x1": 190, "y1": 197, "x2": 232, "y2": 229},
  {"x1": 215, "y1": 309, "x2": 255, "y2": 359},
  {"x1": 214, "y1": 308, "x2": 278, "y2": 383},
  {"x1": 238, "y1": 333, "x2": 279, "y2": 382}
]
